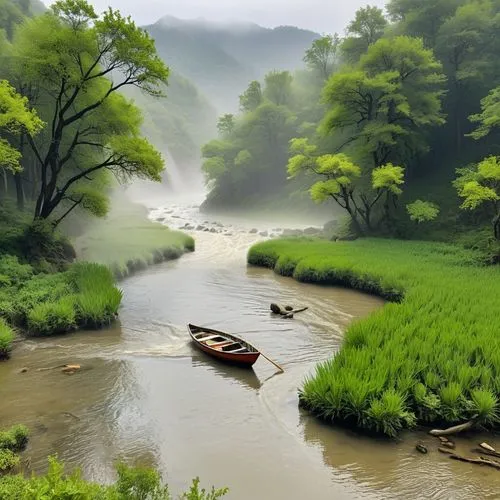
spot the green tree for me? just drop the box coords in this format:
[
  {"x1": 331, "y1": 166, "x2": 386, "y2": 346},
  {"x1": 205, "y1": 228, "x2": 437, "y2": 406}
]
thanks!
[
  {"x1": 303, "y1": 34, "x2": 340, "y2": 80},
  {"x1": 15, "y1": 0, "x2": 168, "y2": 224},
  {"x1": 454, "y1": 157, "x2": 500, "y2": 239},
  {"x1": 322, "y1": 36, "x2": 446, "y2": 171},
  {"x1": 387, "y1": 0, "x2": 461, "y2": 48},
  {"x1": 341, "y1": 5, "x2": 388, "y2": 62},
  {"x1": 263, "y1": 71, "x2": 293, "y2": 107},
  {"x1": 287, "y1": 138, "x2": 405, "y2": 233},
  {"x1": 406, "y1": 199, "x2": 440, "y2": 223},
  {"x1": 216, "y1": 114, "x2": 235, "y2": 137},
  {"x1": 0, "y1": 79, "x2": 43, "y2": 175},
  {"x1": 239, "y1": 80, "x2": 262, "y2": 113}
]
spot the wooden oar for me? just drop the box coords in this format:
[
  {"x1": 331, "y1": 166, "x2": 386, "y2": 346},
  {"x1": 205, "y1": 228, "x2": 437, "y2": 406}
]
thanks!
[{"x1": 258, "y1": 350, "x2": 284, "y2": 373}]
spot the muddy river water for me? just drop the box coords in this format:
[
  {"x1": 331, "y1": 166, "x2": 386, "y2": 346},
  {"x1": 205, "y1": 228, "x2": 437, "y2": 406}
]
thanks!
[{"x1": 0, "y1": 196, "x2": 499, "y2": 499}]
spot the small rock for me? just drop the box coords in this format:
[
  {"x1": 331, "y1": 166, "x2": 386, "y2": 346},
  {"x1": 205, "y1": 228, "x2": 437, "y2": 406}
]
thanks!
[
  {"x1": 186, "y1": 225, "x2": 195, "y2": 230},
  {"x1": 304, "y1": 227, "x2": 320, "y2": 235},
  {"x1": 416, "y1": 443, "x2": 428, "y2": 454},
  {"x1": 210, "y1": 228, "x2": 217, "y2": 233},
  {"x1": 203, "y1": 228, "x2": 210, "y2": 232},
  {"x1": 283, "y1": 229, "x2": 303, "y2": 237},
  {"x1": 272, "y1": 228, "x2": 282, "y2": 232},
  {"x1": 62, "y1": 364, "x2": 81, "y2": 374},
  {"x1": 196, "y1": 225, "x2": 205, "y2": 231},
  {"x1": 156, "y1": 217, "x2": 165, "y2": 222},
  {"x1": 225, "y1": 232, "x2": 233, "y2": 236},
  {"x1": 259, "y1": 231, "x2": 269, "y2": 237},
  {"x1": 19, "y1": 367, "x2": 28, "y2": 374},
  {"x1": 249, "y1": 228, "x2": 258, "y2": 234},
  {"x1": 172, "y1": 215, "x2": 181, "y2": 219}
]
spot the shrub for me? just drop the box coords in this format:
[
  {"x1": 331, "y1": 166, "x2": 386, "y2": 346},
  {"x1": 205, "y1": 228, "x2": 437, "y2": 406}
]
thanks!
[
  {"x1": 0, "y1": 425, "x2": 28, "y2": 452},
  {"x1": 0, "y1": 320, "x2": 14, "y2": 360},
  {"x1": 0, "y1": 450, "x2": 19, "y2": 475},
  {"x1": 0, "y1": 456, "x2": 228, "y2": 499}
]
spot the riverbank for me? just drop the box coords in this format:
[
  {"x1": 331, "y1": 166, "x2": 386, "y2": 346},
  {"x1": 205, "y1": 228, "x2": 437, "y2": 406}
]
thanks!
[
  {"x1": 72, "y1": 198, "x2": 194, "y2": 279},
  {"x1": 248, "y1": 238, "x2": 500, "y2": 436},
  {"x1": 0, "y1": 196, "x2": 194, "y2": 357}
]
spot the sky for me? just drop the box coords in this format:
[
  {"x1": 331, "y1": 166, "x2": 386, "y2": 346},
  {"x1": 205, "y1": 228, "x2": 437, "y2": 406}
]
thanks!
[{"x1": 45, "y1": 0, "x2": 387, "y2": 34}]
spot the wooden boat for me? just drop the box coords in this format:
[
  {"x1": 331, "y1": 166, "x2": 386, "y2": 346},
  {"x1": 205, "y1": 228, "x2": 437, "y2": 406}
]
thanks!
[{"x1": 187, "y1": 323, "x2": 260, "y2": 367}]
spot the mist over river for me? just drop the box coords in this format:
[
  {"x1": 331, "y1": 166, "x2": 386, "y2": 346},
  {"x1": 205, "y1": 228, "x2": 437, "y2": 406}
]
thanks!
[{"x1": 0, "y1": 192, "x2": 499, "y2": 499}]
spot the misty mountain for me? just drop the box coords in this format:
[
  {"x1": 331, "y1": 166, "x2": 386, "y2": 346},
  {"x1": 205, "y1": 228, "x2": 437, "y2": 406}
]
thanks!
[{"x1": 145, "y1": 16, "x2": 320, "y2": 112}]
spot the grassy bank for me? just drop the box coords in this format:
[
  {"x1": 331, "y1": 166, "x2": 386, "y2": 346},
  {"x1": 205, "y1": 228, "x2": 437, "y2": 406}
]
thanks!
[
  {"x1": 248, "y1": 238, "x2": 500, "y2": 436},
  {"x1": 0, "y1": 425, "x2": 227, "y2": 499},
  {"x1": 72, "y1": 200, "x2": 194, "y2": 279}
]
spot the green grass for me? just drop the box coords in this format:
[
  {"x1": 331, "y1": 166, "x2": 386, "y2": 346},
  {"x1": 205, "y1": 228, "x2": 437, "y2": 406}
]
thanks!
[
  {"x1": 0, "y1": 257, "x2": 123, "y2": 337},
  {"x1": 0, "y1": 456, "x2": 228, "y2": 499},
  {"x1": 248, "y1": 238, "x2": 500, "y2": 436},
  {"x1": 0, "y1": 319, "x2": 14, "y2": 360},
  {"x1": 73, "y1": 207, "x2": 194, "y2": 279}
]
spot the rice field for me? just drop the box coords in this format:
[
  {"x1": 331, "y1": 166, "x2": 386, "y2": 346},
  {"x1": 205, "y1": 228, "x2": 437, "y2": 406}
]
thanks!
[{"x1": 248, "y1": 238, "x2": 500, "y2": 436}]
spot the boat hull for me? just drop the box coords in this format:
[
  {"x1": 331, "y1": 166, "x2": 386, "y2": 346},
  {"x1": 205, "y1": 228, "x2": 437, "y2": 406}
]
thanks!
[{"x1": 188, "y1": 324, "x2": 260, "y2": 368}]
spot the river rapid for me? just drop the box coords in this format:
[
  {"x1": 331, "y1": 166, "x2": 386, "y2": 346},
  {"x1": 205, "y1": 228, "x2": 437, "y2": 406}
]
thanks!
[{"x1": 0, "y1": 194, "x2": 499, "y2": 499}]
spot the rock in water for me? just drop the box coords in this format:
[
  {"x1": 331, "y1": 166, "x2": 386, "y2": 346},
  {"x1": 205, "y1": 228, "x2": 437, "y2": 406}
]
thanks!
[
  {"x1": 250, "y1": 228, "x2": 258, "y2": 234},
  {"x1": 416, "y1": 443, "x2": 428, "y2": 454}
]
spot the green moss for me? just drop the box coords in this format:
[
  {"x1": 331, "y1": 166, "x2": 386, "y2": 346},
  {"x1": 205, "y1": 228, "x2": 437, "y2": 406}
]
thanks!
[{"x1": 248, "y1": 238, "x2": 500, "y2": 436}]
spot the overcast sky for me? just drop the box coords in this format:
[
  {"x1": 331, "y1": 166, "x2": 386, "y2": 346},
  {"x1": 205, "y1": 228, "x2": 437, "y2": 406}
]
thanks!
[{"x1": 45, "y1": 0, "x2": 387, "y2": 33}]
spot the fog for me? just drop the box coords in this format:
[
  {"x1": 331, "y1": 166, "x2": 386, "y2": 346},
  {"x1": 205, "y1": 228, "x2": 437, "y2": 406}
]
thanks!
[{"x1": 45, "y1": 0, "x2": 387, "y2": 33}]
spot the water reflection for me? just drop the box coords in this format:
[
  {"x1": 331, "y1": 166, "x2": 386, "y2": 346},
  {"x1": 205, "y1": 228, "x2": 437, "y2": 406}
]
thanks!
[{"x1": 191, "y1": 354, "x2": 262, "y2": 392}]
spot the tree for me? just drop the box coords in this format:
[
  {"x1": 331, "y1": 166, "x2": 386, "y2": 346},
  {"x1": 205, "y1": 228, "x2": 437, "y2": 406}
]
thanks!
[
  {"x1": 287, "y1": 138, "x2": 405, "y2": 234},
  {"x1": 15, "y1": 0, "x2": 168, "y2": 224},
  {"x1": 303, "y1": 34, "x2": 340, "y2": 80},
  {"x1": 217, "y1": 114, "x2": 235, "y2": 137},
  {"x1": 341, "y1": 5, "x2": 387, "y2": 62},
  {"x1": 0, "y1": 79, "x2": 43, "y2": 175},
  {"x1": 406, "y1": 199, "x2": 440, "y2": 223},
  {"x1": 239, "y1": 81, "x2": 262, "y2": 113},
  {"x1": 454, "y1": 157, "x2": 500, "y2": 239},
  {"x1": 322, "y1": 36, "x2": 446, "y2": 172},
  {"x1": 387, "y1": 0, "x2": 461, "y2": 48},
  {"x1": 263, "y1": 71, "x2": 293, "y2": 107}
]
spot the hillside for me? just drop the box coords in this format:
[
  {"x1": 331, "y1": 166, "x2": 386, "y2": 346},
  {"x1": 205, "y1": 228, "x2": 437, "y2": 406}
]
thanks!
[{"x1": 145, "y1": 16, "x2": 319, "y2": 112}]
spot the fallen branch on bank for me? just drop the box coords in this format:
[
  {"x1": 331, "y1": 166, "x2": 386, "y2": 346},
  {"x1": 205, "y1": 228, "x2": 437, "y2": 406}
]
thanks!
[
  {"x1": 438, "y1": 447, "x2": 500, "y2": 470},
  {"x1": 429, "y1": 419, "x2": 476, "y2": 436}
]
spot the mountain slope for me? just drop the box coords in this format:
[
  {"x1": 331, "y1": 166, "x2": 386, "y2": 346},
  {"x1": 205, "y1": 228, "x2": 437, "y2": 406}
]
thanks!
[{"x1": 145, "y1": 16, "x2": 319, "y2": 112}]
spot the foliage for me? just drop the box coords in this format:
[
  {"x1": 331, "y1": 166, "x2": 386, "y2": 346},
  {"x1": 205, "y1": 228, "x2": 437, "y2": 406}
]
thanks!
[
  {"x1": 303, "y1": 34, "x2": 340, "y2": 80},
  {"x1": 0, "y1": 425, "x2": 28, "y2": 452},
  {"x1": 406, "y1": 200, "x2": 440, "y2": 223},
  {"x1": 0, "y1": 318, "x2": 14, "y2": 360},
  {"x1": 454, "y1": 157, "x2": 500, "y2": 239},
  {"x1": 341, "y1": 5, "x2": 388, "y2": 62},
  {"x1": 248, "y1": 238, "x2": 499, "y2": 435},
  {"x1": 10, "y1": 0, "x2": 169, "y2": 222},
  {"x1": 287, "y1": 138, "x2": 405, "y2": 234},
  {"x1": 0, "y1": 79, "x2": 43, "y2": 172},
  {"x1": 0, "y1": 455, "x2": 228, "y2": 499}
]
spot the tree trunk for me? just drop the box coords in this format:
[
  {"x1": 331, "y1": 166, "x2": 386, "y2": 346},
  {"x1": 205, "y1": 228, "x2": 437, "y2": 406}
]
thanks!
[
  {"x1": 494, "y1": 214, "x2": 499, "y2": 240},
  {"x1": 2, "y1": 169, "x2": 8, "y2": 195},
  {"x1": 15, "y1": 173, "x2": 24, "y2": 211}
]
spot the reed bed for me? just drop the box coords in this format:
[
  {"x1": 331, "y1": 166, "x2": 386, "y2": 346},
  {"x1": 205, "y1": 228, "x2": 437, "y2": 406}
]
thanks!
[{"x1": 248, "y1": 238, "x2": 500, "y2": 436}]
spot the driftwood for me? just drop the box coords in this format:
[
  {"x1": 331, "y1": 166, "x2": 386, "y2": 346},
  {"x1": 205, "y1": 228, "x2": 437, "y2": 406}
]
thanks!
[
  {"x1": 270, "y1": 303, "x2": 309, "y2": 319},
  {"x1": 429, "y1": 419, "x2": 476, "y2": 436},
  {"x1": 480, "y1": 442, "x2": 497, "y2": 453},
  {"x1": 473, "y1": 448, "x2": 500, "y2": 459},
  {"x1": 438, "y1": 436, "x2": 456, "y2": 449},
  {"x1": 37, "y1": 364, "x2": 81, "y2": 374},
  {"x1": 438, "y1": 447, "x2": 500, "y2": 470}
]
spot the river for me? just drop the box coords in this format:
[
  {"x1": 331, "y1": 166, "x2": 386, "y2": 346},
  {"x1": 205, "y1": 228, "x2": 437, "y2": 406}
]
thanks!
[{"x1": 0, "y1": 195, "x2": 499, "y2": 499}]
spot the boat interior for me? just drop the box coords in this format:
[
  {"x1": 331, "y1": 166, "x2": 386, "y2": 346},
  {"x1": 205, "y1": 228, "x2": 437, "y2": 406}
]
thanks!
[{"x1": 192, "y1": 330, "x2": 252, "y2": 354}]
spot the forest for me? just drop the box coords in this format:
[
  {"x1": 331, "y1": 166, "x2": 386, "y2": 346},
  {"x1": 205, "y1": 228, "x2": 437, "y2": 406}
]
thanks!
[{"x1": 202, "y1": 0, "x2": 500, "y2": 261}]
